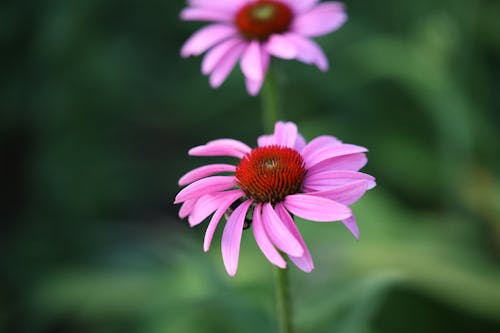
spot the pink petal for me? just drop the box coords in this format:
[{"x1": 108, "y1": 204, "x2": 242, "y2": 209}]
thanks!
[
  {"x1": 342, "y1": 215, "x2": 360, "y2": 239},
  {"x1": 188, "y1": 189, "x2": 243, "y2": 227},
  {"x1": 284, "y1": 193, "x2": 351, "y2": 221},
  {"x1": 262, "y1": 202, "x2": 304, "y2": 256},
  {"x1": 179, "y1": 199, "x2": 197, "y2": 219},
  {"x1": 181, "y1": 24, "x2": 237, "y2": 58},
  {"x1": 209, "y1": 42, "x2": 246, "y2": 88},
  {"x1": 303, "y1": 170, "x2": 376, "y2": 192},
  {"x1": 244, "y1": 41, "x2": 270, "y2": 96},
  {"x1": 180, "y1": 7, "x2": 233, "y2": 22},
  {"x1": 274, "y1": 121, "x2": 298, "y2": 148},
  {"x1": 187, "y1": 0, "x2": 242, "y2": 12},
  {"x1": 241, "y1": 41, "x2": 264, "y2": 82},
  {"x1": 275, "y1": 203, "x2": 314, "y2": 272},
  {"x1": 178, "y1": 164, "x2": 236, "y2": 186},
  {"x1": 174, "y1": 176, "x2": 235, "y2": 204},
  {"x1": 203, "y1": 191, "x2": 245, "y2": 252},
  {"x1": 202, "y1": 38, "x2": 244, "y2": 75},
  {"x1": 284, "y1": 33, "x2": 329, "y2": 71},
  {"x1": 257, "y1": 134, "x2": 275, "y2": 147},
  {"x1": 245, "y1": 78, "x2": 264, "y2": 96},
  {"x1": 265, "y1": 34, "x2": 297, "y2": 59},
  {"x1": 291, "y1": 2, "x2": 347, "y2": 37},
  {"x1": 304, "y1": 180, "x2": 371, "y2": 205},
  {"x1": 252, "y1": 204, "x2": 287, "y2": 268},
  {"x1": 257, "y1": 122, "x2": 305, "y2": 148},
  {"x1": 289, "y1": 0, "x2": 319, "y2": 13},
  {"x1": 307, "y1": 153, "x2": 368, "y2": 175},
  {"x1": 221, "y1": 199, "x2": 253, "y2": 276},
  {"x1": 189, "y1": 138, "x2": 252, "y2": 158},
  {"x1": 300, "y1": 135, "x2": 342, "y2": 159},
  {"x1": 303, "y1": 144, "x2": 368, "y2": 169},
  {"x1": 294, "y1": 134, "x2": 307, "y2": 151}
]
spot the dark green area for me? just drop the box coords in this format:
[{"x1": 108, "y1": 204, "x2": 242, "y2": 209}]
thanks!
[{"x1": 1, "y1": 0, "x2": 499, "y2": 332}]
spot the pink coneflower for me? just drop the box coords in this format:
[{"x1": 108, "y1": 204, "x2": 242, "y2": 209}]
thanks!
[
  {"x1": 180, "y1": 0, "x2": 347, "y2": 95},
  {"x1": 175, "y1": 121, "x2": 375, "y2": 276}
]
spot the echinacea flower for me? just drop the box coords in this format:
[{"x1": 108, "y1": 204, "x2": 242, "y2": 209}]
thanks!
[
  {"x1": 180, "y1": 0, "x2": 347, "y2": 95},
  {"x1": 175, "y1": 121, "x2": 375, "y2": 276}
]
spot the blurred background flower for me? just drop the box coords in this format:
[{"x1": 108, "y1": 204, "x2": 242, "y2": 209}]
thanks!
[
  {"x1": 1, "y1": 0, "x2": 499, "y2": 333},
  {"x1": 180, "y1": 0, "x2": 346, "y2": 95}
]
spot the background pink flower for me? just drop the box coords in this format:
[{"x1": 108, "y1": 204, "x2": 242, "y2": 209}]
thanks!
[
  {"x1": 175, "y1": 121, "x2": 375, "y2": 276},
  {"x1": 180, "y1": 0, "x2": 347, "y2": 95}
]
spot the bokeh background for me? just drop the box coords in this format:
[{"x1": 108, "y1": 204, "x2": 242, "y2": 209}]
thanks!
[{"x1": 1, "y1": 0, "x2": 500, "y2": 332}]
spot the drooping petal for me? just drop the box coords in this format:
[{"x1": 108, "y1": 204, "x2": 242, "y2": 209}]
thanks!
[
  {"x1": 262, "y1": 202, "x2": 304, "y2": 256},
  {"x1": 241, "y1": 41, "x2": 264, "y2": 82},
  {"x1": 221, "y1": 200, "x2": 253, "y2": 276},
  {"x1": 307, "y1": 153, "x2": 368, "y2": 175},
  {"x1": 179, "y1": 199, "x2": 197, "y2": 219},
  {"x1": 179, "y1": 164, "x2": 236, "y2": 186},
  {"x1": 180, "y1": 7, "x2": 233, "y2": 22},
  {"x1": 181, "y1": 24, "x2": 238, "y2": 58},
  {"x1": 203, "y1": 190, "x2": 246, "y2": 252},
  {"x1": 245, "y1": 78, "x2": 264, "y2": 96},
  {"x1": 284, "y1": 193, "x2": 351, "y2": 221},
  {"x1": 188, "y1": 189, "x2": 243, "y2": 227},
  {"x1": 275, "y1": 203, "x2": 314, "y2": 272},
  {"x1": 252, "y1": 204, "x2": 287, "y2": 268},
  {"x1": 243, "y1": 43, "x2": 270, "y2": 96},
  {"x1": 303, "y1": 170, "x2": 376, "y2": 192},
  {"x1": 174, "y1": 176, "x2": 235, "y2": 204},
  {"x1": 305, "y1": 180, "x2": 371, "y2": 205},
  {"x1": 189, "y1": 138, "x2": 252, "y2": 158},
  {"x1": 261, "y1": 44, "x2": 271, "y2": 72},
  {"x1": 202, "y1": 38, "x2": 244, "y2": 75},
  {"x1": 265, "y1": 34, "x2": 297, "y2": 59},
  {"x1": 291, "y1": 2, "x2": 347, "y2": 37},
  {"x1": 284, "y1": 33, "x2": 329, "y2": 71},
  {"x1": 303, "y1": 144, "x2": 368, "y2": 169},
  {"x1": 209, "y1": 42, "x2": 247, "y2": 88},
  {"x1": 342, "y1": 215, "x2": 360, "y2": 239}
]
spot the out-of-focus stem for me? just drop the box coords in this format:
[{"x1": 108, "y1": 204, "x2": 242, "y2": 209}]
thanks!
[{"x1": 261, "y1": 67, "x2": 282, "y2": 132}]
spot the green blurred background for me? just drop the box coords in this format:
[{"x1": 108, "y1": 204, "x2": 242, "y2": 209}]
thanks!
[{"x1": 1, "y1": 0, "x2": 500, "y2": 332}]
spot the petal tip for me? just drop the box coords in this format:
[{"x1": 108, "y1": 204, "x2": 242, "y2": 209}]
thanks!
[
  {"x1": 187, "y1": 146, "x2": 202, "y2": 156},
  {"x1": 303, "y1": 266, "x2": 314, "y2": 273},
  {"x1": 277, "y1": 262, "x2": 287, "y2": 269},
  {"x1": 225, "y1": 266, "x2": 237, "y2": 277}
]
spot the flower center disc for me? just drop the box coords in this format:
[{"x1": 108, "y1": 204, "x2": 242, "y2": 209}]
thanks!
[
  {"x1": 235, "y1": 146, "x2": 306, "y2": 203},
  {"x1": 235, "y1": 0, "x2": 293, "y2": 41}
]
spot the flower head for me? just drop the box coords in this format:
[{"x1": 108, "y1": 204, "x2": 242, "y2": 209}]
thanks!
[
  {"x1": 175, "y1": 121, "x2": 375, "y2": 276},
  {"x1": 180, "y1": 0, "x2": 347, "y2": 95}
]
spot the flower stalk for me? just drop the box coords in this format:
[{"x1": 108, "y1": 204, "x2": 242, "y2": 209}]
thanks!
[
  {"x1": 261, "y1": 66, "x2": 282, "y2": 132},
  {"x1": 274, "y1": 265, "x2": 294, "y2": 333},
  {"x1": 262, "y1": 68, "x2": 293, "y2": 333}
]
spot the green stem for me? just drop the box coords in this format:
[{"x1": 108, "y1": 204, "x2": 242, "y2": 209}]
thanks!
[
  {"x1": 261, "y1": 67, "x2": 293, "y2": 333},
  {"x1": 274, "y1": 266, "x2": 294, "y2": 333},
  {"x1": 261, "y1": 67, "x2": 282, "y2": 132}
]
